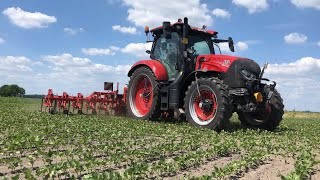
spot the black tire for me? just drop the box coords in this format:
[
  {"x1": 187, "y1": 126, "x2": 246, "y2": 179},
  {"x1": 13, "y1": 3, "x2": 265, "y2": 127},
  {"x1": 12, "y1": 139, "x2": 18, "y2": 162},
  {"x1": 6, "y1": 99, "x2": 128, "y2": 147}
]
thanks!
[
  {"x1": 238, "y1": 88, "x2": 284, "y2": 131},
  {"x1": 126, "y1": 67, "x2": 161, "y2": 120},
  {"x1": 184, "y1": 77, "x2": 232, "y2": 130}
]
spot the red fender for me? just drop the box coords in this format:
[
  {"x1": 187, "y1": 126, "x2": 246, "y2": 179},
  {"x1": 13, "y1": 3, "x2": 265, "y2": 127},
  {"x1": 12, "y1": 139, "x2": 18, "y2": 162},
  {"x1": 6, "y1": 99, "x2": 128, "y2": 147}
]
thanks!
[{"x1": 127, "y1": 60, "x2": 168, "y2": 81}]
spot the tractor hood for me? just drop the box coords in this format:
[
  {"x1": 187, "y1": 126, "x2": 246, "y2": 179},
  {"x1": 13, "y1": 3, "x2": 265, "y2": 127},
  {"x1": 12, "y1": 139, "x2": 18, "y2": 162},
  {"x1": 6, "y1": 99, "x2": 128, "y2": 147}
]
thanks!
[
  {"x1": 196, "y1": 54, "x2": 261, "y2": 88},
  {"x1": 196, "y1": 54, "x2": 246, "y2": 73}
]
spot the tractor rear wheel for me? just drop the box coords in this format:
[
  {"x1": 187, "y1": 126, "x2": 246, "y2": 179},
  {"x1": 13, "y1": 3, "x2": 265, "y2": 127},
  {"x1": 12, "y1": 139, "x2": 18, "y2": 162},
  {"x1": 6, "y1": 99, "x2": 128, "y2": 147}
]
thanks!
[
  {"x1": 127, "y1": 67, "x2": 161, "y2": 120},
  {"x1": 238, "y1": 88, "x2": 284, "y2": 131},
  {"x1": 184, "y1": 77, "x2": 231, "y2": 130}
]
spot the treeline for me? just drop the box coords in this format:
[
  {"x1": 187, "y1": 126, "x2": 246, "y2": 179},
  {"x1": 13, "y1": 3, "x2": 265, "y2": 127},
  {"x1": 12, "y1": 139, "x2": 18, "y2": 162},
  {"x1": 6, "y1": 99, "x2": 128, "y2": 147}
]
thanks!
[
  {"x1": 0, "y1": 84, "x2": 25, "y2": 97},
  {"x1": 0, "y1": 84, "x2": 46, "y2": 98},
  {"x1": 24, "y1": 94, "x2": 45, "y2": 99}
]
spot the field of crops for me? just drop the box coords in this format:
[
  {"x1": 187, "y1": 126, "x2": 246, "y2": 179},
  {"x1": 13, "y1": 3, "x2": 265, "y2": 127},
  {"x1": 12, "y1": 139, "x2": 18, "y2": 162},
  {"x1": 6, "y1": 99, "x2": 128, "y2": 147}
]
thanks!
[{"x1": 0, "y1": 97, "x2": 319, "y2": 179}]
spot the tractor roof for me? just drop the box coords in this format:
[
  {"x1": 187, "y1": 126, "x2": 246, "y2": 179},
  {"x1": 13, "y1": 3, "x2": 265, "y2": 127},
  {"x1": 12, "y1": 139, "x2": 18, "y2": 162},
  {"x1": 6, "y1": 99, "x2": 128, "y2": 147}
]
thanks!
[{"x1": 150, "y1": 22, "x2": 218, "y2": 37}]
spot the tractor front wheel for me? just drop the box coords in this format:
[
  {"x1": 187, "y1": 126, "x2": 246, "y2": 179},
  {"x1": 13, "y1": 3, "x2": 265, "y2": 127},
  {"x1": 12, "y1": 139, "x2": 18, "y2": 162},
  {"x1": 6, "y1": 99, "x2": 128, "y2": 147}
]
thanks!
[
  {"x1": 184, "y1": 77, "x2": 231, "y2": 130},
  {"x1": 238, "y1": 88, "x2": 284, "y2": 131},
  {"x1": 127, "y1": 67, "x2": 161, "y2": 120}
]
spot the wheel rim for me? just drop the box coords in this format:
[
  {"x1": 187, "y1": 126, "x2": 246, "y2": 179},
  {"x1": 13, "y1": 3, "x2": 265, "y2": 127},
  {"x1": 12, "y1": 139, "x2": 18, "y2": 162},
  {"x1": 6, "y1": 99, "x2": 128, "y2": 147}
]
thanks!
[
  {"x1": 189, "y1": 85, "x2": 218, "y2": 125},
  {"x1": 129, "y1": 74, "x2": 153, "y2": 117}
]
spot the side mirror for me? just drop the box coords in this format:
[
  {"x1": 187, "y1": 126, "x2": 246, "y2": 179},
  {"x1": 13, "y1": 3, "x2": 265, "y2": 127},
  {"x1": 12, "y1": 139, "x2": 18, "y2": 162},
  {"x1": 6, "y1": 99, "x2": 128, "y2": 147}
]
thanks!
[
  {"x1": 228, "y1": 37, "x2": 235, "y2": 52},
  {"x1": 163, "y1": 21, "x2": 172, "y2": 39},
  {"x1": 146, "y1": 50, "x2": 151, "y2": 54}
]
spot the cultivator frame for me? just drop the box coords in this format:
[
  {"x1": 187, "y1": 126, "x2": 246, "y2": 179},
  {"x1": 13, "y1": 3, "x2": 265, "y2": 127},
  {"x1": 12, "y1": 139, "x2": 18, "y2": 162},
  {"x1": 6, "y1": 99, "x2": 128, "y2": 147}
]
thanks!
[{"x1": 41, "y1": 82, "x2": 127, "y2": 115}]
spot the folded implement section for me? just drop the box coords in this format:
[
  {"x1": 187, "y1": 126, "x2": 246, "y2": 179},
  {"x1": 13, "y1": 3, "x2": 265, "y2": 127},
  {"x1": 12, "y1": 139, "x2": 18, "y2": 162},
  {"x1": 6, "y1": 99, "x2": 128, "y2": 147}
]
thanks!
[{"x1": 41, "y1": 82, "x2": 127, "y2": 115}]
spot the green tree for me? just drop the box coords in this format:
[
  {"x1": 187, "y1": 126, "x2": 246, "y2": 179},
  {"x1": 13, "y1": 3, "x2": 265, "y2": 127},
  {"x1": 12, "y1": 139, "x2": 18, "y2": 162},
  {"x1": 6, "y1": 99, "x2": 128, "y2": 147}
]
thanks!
[{"x1": 0, "y1": 84, "x2": 25, "y2": 97}]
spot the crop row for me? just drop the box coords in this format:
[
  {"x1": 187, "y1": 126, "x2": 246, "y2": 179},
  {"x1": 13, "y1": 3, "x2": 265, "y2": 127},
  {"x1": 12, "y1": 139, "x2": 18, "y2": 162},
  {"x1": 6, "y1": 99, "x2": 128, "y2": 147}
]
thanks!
[{"x1": 0, "y1": 98, "x2": 319, "y2": 179}]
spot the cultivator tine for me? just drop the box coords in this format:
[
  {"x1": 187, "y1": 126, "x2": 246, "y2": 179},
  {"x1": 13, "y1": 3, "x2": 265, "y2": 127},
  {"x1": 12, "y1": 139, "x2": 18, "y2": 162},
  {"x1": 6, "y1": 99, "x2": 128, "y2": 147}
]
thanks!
[
  {"x1": 52, "y1": 100, "x2": 57, "y2": 114},
  {"x1": 40, "y1": 98, "x2": 44, "y2": 112},
  {"x1": 67, "y1": 101, "x2": 71, "y2": 114},
  {"x1": 92, "y1": 109, "x2": 97, "y2": 115}
]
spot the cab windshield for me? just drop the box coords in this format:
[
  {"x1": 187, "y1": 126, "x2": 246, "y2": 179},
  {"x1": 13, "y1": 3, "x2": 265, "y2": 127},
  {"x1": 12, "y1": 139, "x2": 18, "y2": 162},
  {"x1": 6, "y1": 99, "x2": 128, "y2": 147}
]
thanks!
[{"x1": 188, "y1": 35, "x2": 213, "y2": 55}]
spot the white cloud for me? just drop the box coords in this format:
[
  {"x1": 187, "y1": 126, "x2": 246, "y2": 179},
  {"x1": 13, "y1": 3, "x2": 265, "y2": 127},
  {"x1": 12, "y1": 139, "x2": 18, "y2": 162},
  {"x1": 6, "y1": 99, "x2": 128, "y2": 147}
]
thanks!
[
  {"x1": 218, "y1": 43, "x2": 230, "y2": 52},
  {"x1": 212, "y1": 8, "x2": 231, "y2": 18},
  {"x1": 265, "y1": 57, "x2": 320, "y2": 111},
  {"x1": 81, "y1": 47, "x2": 119, "y2": 56},
  {"x1": 121, "y1": 42, "x2": 152, "y2": 58},
  {"x1": 232, "y1": 0, "x2": 268, "y2": 13},
  {"x1": 122, "y1": 0, "x2": 213, "y2": 28},
  {"x1": 82, "y1": 42, "x2": 151, "y2": 58},
  {"x1": 0, "y1": 56, "x2": 32, "y2": 72},
  {"x1": 42, "y1": 54, "x2": 130, "y2": 75},
  {"x1": 291, "y1": 0, "x2": 320, "y2": 10},
  {"x1": 112, "y1": 25, "x2": 137, "y2": 34},
  {"x1": 218, "y1": 41, "x2": 248, "y2": 52},
  {"x1": 2, "y1": 7, "x2": 57, "y2": 29},
  {"x1": 266, "y1": 57, "x2": 320, "y2": 75},
  {"x1": 39, "y1": 54, "x2": 131, "y2": 94},
  {"x1": 236, "y1": 41, "x2": 248, "y2": 51},
  {"x1": 64, "y1": 27, "x2": 84, "y2": 35},
  {"x1": 110, "y1": 46, "x2": 120, "y2": 51},
  {"x1": 284, "y1": 33, "x2": 308, "y2": 44},
  {"x1": 0, "y1": 37, "x2": 5, "y2": 44},
  {"x1": 43, "y1": 53, "x2": 91, "y2": 66},
  {"x1": 0, "y1": 54, "x2": 131, "y2": 95}
]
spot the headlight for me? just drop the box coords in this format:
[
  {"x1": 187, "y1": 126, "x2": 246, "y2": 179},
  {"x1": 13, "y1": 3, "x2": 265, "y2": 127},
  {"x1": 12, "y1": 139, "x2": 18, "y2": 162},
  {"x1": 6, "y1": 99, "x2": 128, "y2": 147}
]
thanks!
[{"x1": 241, "y1": 69, "x2": 257, "y2": 80}]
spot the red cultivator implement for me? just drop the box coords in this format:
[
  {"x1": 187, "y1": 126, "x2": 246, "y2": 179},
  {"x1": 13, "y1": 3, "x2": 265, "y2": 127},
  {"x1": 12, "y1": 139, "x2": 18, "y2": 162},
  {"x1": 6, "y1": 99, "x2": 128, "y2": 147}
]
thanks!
[{"x1": 41, "y1": 82, "x2": 127, "y2": 115}]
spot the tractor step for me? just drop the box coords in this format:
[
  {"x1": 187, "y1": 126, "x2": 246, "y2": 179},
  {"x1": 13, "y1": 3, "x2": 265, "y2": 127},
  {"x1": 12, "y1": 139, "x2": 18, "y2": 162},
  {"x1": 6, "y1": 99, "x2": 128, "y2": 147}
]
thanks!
[{"x1": 160, "y1": 85, "x2": 169, "y2": 110}]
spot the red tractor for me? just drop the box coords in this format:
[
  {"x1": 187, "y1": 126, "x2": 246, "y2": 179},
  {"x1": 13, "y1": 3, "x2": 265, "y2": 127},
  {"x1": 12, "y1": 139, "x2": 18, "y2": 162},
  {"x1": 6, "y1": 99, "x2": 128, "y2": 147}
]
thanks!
[{"x1": 126, "y1": 17, "x2": 284, "y2": 131}]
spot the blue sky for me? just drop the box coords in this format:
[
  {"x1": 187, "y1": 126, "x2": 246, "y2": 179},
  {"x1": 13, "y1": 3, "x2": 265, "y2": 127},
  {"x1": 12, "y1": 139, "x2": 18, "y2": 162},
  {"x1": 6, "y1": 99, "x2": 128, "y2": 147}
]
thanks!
[{"x1": 0, "y1": 0, "x2": 319, "y2": 111}]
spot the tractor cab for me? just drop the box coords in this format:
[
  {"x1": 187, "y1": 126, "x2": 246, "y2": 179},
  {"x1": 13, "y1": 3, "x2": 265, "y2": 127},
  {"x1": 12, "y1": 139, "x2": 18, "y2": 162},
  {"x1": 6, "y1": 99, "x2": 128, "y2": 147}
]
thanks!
[{"x1": 145, "y1": 18, "x2": 234, "y2": 80}]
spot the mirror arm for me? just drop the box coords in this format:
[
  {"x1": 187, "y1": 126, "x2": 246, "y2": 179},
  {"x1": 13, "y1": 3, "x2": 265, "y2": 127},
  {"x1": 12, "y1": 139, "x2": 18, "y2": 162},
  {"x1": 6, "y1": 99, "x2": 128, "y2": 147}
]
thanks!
[{"x1": 212, "y1": 39, "x2": 228, "y2": 43}]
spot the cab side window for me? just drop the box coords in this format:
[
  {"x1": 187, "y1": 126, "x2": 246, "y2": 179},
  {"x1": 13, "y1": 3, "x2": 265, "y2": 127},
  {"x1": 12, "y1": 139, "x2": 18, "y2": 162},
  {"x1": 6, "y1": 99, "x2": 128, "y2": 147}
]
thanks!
[{"x1": 153, "y1": 33, "x2": 180, "y2": 79}]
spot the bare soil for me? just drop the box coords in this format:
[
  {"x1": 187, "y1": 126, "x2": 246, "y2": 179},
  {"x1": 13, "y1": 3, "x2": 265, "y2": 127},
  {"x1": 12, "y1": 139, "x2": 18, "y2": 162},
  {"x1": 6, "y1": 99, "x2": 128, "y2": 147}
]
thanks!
[
  {"x1": 237, "y1": 156, "x2": 295, "y2": 180},
  {"x1": 311, "y1": 164, "x2": 320, "y2": 180},
  {"x1": 165, "y1": 153, "x2": 242, "y2": 179}
]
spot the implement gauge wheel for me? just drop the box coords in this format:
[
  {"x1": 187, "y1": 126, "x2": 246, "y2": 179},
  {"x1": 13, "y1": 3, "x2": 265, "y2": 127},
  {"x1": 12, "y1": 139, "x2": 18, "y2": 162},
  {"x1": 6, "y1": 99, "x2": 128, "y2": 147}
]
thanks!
[
  {"x1": 127, "y1": 67, "x2": 161, "y2": 120},
  {"x1": 184, "y1": 77, "x2": 232, "y2": 130}
]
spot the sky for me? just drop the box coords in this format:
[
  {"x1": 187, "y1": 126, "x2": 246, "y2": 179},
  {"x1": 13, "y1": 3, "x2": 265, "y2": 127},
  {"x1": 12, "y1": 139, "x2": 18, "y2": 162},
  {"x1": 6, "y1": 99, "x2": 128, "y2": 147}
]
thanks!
[{"x1": 0, "y1": 0, "x2": 319, "y2": 111}]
